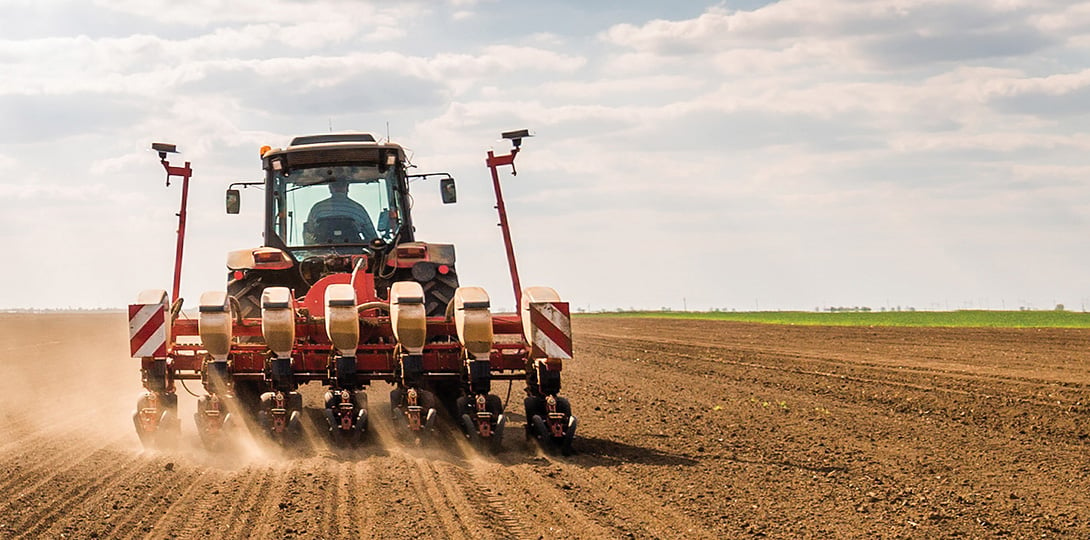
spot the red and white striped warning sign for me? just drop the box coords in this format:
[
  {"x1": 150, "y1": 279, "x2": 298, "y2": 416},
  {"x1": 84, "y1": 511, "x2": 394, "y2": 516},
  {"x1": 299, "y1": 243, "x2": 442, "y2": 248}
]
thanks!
[
  {"x1": 528, "y1": 301, "x2": 573, "y2": 360},
  {"x1": 129, "y1": 303, "x2": 168, "y2": 358}
]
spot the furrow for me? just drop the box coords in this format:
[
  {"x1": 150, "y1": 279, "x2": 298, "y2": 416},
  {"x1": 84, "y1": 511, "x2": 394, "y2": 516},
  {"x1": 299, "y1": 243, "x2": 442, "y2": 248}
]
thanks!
[
  {"x1": 467, "y1": 459, "x2": 617, "y2": 539},
  {"x1": 590, "y1": 336, "x2": 1071, "y2": 409},
  {"x1": 103, "y1": 467, "x2": 211, "y2": 540},
  {"x1": 561, "y1": 463, "x2": 720, "y2": 539},
  {"x1": 427, "y1": 459, "x2": 508, "y2": 539},
  {"x1": 405, "y1": 456, "x2": 478, "y2": 539},
  {"x1": 0, "y1": 433, "x2": 130, "y2": 510},
  {"x1": 11, "y1": 451, "x2": 149, "y2": 539},
  {"x1": 234, "y1": 466, "x2": 289, "y2": 539},
  {"x1": 215, "y1": 467, "x2": 275, "y2": 539}
]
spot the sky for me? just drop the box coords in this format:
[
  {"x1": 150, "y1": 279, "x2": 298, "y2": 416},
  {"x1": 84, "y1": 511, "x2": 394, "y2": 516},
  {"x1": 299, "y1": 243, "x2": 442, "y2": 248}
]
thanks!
[{"x1": 2, "y1": 0, "x2": 1090, "y2": 312}]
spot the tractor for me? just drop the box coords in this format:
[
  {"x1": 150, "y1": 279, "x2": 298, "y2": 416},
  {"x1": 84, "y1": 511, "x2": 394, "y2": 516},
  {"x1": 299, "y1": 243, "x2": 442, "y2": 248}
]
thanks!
[{"x1": 128, "y1": 131, "x2": 576, "y2": 453}]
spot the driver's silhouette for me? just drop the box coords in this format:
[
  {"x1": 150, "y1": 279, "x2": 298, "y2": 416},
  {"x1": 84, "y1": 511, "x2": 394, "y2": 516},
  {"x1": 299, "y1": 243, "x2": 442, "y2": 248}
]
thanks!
[{"x1": 304, "y1": 180, "x2": 378, "y2": 243}]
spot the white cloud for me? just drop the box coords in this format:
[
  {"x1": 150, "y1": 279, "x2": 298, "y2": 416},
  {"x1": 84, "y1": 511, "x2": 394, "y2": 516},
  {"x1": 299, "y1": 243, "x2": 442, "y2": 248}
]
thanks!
[
  {"x1": 602, "y1": 1, "x2": 1067, "y2": 70},
  {"x1": 982, "y1": 68, "x2": 1090, "y2": 97},
  {"x1": 540, "y1": 75, "x2": 704, "y2": 100},
  {"x1": 2, "y1": 1, "x2": 1090, "y2": 310},
  {"x1": 96, "y1": 0, "x2": 424, "y2": 28},
  {"x1": 0, "y1": 153, "x2": 16, "y2": 172}
]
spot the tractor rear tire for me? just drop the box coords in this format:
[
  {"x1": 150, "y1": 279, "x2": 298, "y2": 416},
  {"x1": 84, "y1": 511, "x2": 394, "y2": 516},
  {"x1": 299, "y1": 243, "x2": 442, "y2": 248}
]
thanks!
[{"x1": 422, "y1": 270, "x2": 459, "y2": 317}]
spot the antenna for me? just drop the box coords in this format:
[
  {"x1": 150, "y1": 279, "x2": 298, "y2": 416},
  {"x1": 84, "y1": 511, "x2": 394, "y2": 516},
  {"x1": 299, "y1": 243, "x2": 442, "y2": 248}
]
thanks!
[
  {"x1": 328, "y1": 118, "x2": 333, "y2": 132},
  {"x1": 386, "y1": 121, "x2": 390, "y2": 143}
]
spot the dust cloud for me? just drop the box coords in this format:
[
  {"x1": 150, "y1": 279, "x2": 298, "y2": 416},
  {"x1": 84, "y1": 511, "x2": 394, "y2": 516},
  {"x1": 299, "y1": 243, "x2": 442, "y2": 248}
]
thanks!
[{"x1": 0, "y1": 312, "x2": 140, "y2": 450}]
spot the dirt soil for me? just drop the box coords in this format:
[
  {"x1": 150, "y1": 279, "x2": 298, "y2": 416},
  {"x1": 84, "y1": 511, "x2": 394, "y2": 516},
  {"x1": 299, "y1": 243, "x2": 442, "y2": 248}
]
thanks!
[{"x1": 2, "y1": 313, "x2": 1089, "y2": 539}]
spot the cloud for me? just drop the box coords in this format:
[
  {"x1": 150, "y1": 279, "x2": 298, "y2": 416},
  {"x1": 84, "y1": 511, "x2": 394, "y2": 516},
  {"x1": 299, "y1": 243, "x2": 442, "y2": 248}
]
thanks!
[
  {"x1": 540, "y1": 74, "x2": 705, "y2": 102},
  {"x1": 984, "y1": 70, "x2": 1090, "y2": 117},
  {"x1": 3, "y1": 1, "x2": 1090, "y2": 310},
  {"x1": 0, "y1": 153, "x2": 16, "y2": 172},
  {"x1": 96, "y1": 0, "x2": 425, "y2": 28},
  {"x1": 860, "y1": 24, "x2": 1055, "y2": 67},
  {"x1": 602, "y1": 1, "x2": 1065, "y2": 69},
  {"x1": 0, "y1": 93, "x2": 146, "y2": 143},
  {"x1": 176, "y1": 60, "x2": 450, "y2": 117}
]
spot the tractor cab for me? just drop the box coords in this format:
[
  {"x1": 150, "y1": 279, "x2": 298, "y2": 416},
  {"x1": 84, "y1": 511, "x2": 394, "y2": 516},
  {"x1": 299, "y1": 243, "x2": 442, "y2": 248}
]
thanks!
[
  {"x1": 260, "y1": 133, "x2": 412, "y2": 257},
  {"x1": 226, "y1": 133, "x2": 461, "y2": 316}
]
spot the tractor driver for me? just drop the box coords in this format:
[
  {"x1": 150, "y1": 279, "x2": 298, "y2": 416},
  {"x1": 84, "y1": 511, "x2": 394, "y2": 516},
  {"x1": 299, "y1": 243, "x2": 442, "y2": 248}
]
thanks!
[{"x1": 303, "y1": 180, "x2": 379, "y2": 244}]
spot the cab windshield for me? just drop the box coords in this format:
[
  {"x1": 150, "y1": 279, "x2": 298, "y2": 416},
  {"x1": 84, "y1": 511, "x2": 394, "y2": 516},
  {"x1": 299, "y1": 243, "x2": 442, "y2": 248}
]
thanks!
[{"x1": 272, "y1": 164, "x2": 402, "y2": 248}]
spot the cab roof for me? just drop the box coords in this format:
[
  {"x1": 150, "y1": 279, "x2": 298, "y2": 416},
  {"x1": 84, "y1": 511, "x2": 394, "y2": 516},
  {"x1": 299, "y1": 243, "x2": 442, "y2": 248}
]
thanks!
[
  {"x1": 262, "y1": 132, "x2": 407, "y2": 168},
  {"x1": 290, "y1": 133, "x2": 375, "y2": 145}
]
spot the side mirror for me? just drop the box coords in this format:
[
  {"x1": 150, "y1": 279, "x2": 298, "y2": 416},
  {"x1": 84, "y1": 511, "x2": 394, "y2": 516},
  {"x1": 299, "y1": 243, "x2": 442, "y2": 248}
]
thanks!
[
  {"x1": 440, "y1": 177, "x2": 457, "y2": 204},
  {"x1": 226, "y1": 189, "x2": 240, "y2": 214}
]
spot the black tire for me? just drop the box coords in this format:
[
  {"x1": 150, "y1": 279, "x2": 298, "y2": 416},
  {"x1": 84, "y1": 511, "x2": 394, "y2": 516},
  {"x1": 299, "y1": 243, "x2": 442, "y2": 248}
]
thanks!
[
  {"x1": 530, "y1": 414, "x2": 549, "y2": 444},
  {"x1": 552, "y1": 397, "x2": 574, "y2": 455},
  {"x1": 227, "y1": 277, "x2": 263, "y2": 318},
  {"x1": 561, "y1": 415, "x2": 577, "y2": 456},
  {"x1": 490, "y1": 414, "x2": 506, "y2": 454},
  {"x1": 524, "y1": 395, "x2": 544, "y2": 440},
  {"x1": 524, "y1": 395, "x2": 574, "y2": 454},
  {"x1": 356, "y1": 408, "x2": 369, "y2": 436},
  {"x1": 258, "y1": 391, "x2": 303, "y2": 445},
  {"x1": 485, "y1": 394, "x2": 504, "y2": 417},
  {"x1": 461, "y1": 413, "x2": 478, "y2": 443},
  {"x1": 422, "y1": 269, "x2": 459, "y2": 317}
]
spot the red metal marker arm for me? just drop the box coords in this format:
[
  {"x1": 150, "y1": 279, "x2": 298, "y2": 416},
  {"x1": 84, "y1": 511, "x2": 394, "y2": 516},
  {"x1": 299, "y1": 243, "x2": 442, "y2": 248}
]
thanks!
[
  {"x1": 487, "y1": 148, "x2": 522, "y2": 314},
  {"x1": 160, "y1": 159, "x2": 193, "y2": 304}
]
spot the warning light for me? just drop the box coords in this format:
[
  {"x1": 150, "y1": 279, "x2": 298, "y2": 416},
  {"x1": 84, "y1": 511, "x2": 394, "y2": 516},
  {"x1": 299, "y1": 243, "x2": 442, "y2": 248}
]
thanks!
[
  {"x1": 438, "y1": 264, "x2": 450, "y2": 275},
  {"x1": 251, "y1": 248, "x2": 293, "y2": 269},
  {"x1": 397, "y1": 245, "x2": 427, "y2": 259},
  {"x1": 260, "y1": 145, "x2": 271, "y2": 156},
  {"x1": 254, "y1": 251, "x2": 281, "y2": 264}
]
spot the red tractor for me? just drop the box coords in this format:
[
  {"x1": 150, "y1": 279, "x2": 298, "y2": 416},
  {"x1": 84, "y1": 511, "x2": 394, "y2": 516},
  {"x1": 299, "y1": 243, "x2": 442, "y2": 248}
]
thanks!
[{"x1": 129, "y1": 132, "x2": 576, "y2": 454}]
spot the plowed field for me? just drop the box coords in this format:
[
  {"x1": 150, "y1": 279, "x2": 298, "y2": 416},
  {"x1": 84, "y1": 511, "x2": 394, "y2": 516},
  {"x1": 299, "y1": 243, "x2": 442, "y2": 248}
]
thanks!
[{"x1": 1, "y1": 312, "x2": 1089, "y2": 538}]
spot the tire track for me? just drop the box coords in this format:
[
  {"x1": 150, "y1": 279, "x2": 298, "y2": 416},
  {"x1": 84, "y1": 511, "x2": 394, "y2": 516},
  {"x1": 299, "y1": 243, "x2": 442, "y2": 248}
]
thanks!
[
  {"x1": 466, "y1": 459, "x2": 616, "y2": 539},
  {"x1": 432, "y1": 458, "x2": 519, "y2": 539},
  {"x1": 450, "y1": 459, "x2": 526, "y2": 540},
  {"x1": 403, "y1": 455, "x2": 491, "y2": 539},
  {"x1": 101, "y1": 466, "x2": 210, "y2": 539},
  {"x1": 555, "y1": 461, "x2": 720, "y2": 539}
]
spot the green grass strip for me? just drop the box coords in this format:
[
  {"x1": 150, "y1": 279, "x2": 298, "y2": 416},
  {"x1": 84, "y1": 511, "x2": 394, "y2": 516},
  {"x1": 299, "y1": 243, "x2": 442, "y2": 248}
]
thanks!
[{"x1": 578, "y1": 310, "x2": 1090, "y2": 328}]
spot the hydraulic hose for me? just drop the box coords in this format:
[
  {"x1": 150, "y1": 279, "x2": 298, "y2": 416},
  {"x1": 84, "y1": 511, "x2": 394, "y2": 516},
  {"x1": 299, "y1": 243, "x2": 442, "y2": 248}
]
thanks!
[
  {"x1": 357, "y1": 301, "x2": 391, "y2": 313},
  {"x1": 227, "y1": 295, "x2": 244, "y2": 325},
  {"x1": 444, "y1": 298, "x2": 455, "y2": 322}
]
